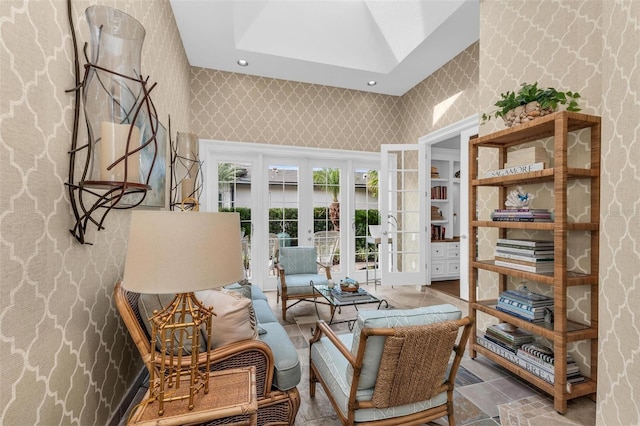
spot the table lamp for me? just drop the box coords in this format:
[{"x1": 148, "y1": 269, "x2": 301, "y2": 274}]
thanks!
[{"x1": 122, "y1": 210, "x2": 244, "y2": 415}]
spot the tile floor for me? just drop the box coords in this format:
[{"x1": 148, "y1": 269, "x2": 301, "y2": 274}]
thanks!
[{"x1": 121, "y1": 284, "x2": 597, "y2": 426}]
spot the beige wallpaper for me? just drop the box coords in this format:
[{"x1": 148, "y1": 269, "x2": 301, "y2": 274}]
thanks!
[
  {"x1": 0, "y1": 0, "x2": 191, "y2": 425},
  {"x1": 598, "y1": 0, "x2": 640, "y2": 423},
  {"x1": 2, "y1": 0, "x2": 637, "y2": 424},
  {"x1": 400, "y1": 41, "x2": 479, "y2": 143},
  {"x1": 190, "y1": 43, "x2": 479, "y2": 150},
  {"x1": 479, "y1": 0, "x2": 639, "y2": 424},
  {"x1": 190, "y1": 67, "x2": 403, "y2": 151}
]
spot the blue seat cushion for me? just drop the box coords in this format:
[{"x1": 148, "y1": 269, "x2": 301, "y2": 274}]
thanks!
[
  {"x1": 349, "y1": 304, "x2": 462, "y2": 389},
  {"x1": 278, "y1": 274, "x2": 328, "y2": 295},
  {"x1": 253, "y1": 298, "x2": 277, "y2": 324},
  {"x1": 259, "y1": 322, "x2": 301, "y2": 391},
  {"x1": 311, "y1": 333, "x2": 447, "y2": 423}
]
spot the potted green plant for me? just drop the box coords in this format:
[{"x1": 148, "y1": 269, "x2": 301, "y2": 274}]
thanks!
[{"x1": 482, "y1": 82, "x2": 581, "y2": 127}]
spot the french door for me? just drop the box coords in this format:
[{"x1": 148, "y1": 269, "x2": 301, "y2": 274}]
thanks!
[
  {"x1": 201, "y1": 140, "x2": 378, "y2": 290},
  {"x1": 379, "y1": 144, "x2": 427, "y2": 286}
]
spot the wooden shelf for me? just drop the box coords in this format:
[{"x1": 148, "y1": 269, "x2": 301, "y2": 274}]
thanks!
[
  {"x1": 473, "y1": 301, "x2": 597, "y2": 342},
  {"x1": 468, "y1": 111, "x2": 600, "y2": 414},
  {"x1": 472, "y1": 111, "x2": 601, "y2": 148},
  {"x1": 472, "y1": 344, "x2": 597, "y2": 399}
]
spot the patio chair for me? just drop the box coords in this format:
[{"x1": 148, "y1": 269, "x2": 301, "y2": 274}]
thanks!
[
  {"x1": 309, "y1": 305, "x2": 473, "y2": 425},
  {"x1": 276, "y1": 246, "x2": 331, "y2": 321},
  {"x1": 313, "y1": 230, "x2": 340, "y2": 269}
]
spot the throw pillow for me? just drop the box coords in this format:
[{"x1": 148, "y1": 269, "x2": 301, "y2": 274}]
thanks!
[
  {"x1": 195, "y1": 288, "x2": 258, "y2": 349},
  {"x1": 224, "y1": 278, "x2": 252, "y2": 299}
]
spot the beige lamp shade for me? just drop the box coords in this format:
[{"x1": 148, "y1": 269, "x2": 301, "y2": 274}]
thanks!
[{"x1": 122, "y1": 211, "x2": 244, "y2": 294}]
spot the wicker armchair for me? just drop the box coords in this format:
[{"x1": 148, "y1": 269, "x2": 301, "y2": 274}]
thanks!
[
  {"x1": 114, "y1": 282, "x2": 300, "y2": 425},
  {"x1": 309, "y1": 309, "x2": 472, "y2": 425}
]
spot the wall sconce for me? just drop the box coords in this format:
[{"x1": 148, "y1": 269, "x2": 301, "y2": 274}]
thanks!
[
  {"x1": 170, "y1": 132, "x2": 203, "y2": 211},
  {"x1": 66, "y1": 1, "x2": 159, "y2": 244}
]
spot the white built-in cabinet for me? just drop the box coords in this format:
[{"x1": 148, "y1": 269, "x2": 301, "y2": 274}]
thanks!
[{"x1": 428, "y1": 149, "x2": 461, "y2": 281}]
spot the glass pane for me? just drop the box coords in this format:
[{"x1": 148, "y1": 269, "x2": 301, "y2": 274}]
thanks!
[
  {"x1": 217, "y1": 161, "x2": 251, "y2": 276},
  {"x1": 268, "y1": 164, "x2": 299, "y2": 249},
  {"x1": 313, "y1": 167, "x2": 341, "y2": 273},
  {"x1": 354, "y1": 168, "x2": 380, "y2": 280}
]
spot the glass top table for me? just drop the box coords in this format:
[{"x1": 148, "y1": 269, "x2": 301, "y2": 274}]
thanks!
[{"x1": 311, "y1": 283, "x2": 388, "y2": 329}]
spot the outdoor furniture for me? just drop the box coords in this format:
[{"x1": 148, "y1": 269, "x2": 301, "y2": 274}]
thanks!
[
  {"x1": 309, "y1": 305, "x2": 472, "y2": 425},
  {"x1": 277, "y1": 246, "x2": 331, "y2": 321},
  {"x1": 313, "y1": 230, "x2": 340, "y2": 269}
]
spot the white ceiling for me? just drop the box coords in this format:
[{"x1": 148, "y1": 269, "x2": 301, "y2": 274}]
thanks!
[{"x1": 169, "y1": 0, "x2": 479, "y2": 96}]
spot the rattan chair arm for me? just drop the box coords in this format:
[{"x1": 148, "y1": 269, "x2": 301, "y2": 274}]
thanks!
[{"x1": 309, "y1": 320, "x2": 356, "y2": 365}]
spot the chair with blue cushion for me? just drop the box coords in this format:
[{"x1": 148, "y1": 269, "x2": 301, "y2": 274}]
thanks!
[
  {"x1": 277, "y1": 246, "x2": 331, "y2": 321},
  {"x1": 309, "y1": 305, "x2": 473, "y2": 425}
]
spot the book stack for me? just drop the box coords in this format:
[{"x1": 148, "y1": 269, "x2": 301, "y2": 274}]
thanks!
[
  {"x1": 494, "y1": 238, "x2": 554, "y2": 273},
  {"x1": 506, "y1": 146, "x2": 547, "y2": 168},
  {"x1": 484, "y1": 323, "x2": 534, "y2": 352},
  {"x1": 431, "y1": 224, "x2": 446, "y2": 240},
  {"x1": 491, "y1": 208, "x2": 553, "y2": 222},
  {"x1": 517, "y1": 343, "x2": 585, "y2": 386},
  {"x1": 431, "y1": 166, "x2": 440, "y2": 178},
  {"x1": 477, "y1": 337, "x2": 584, "y2": 388},
  {"x1": 484, "y1": 162, "x2": 544, "y2": 178},
  {"x1": 431, "y1": 185, "x2": 447, "y2": 200},
  {"x1": 330, "y1": 287, "x2": 371, "y2": 302},
  {"x1": 496, "y1": 288, "x2": 554, "y2": 323},
  {"x1": 431, "y1": 206, "x2": 444, "y2": 220}
]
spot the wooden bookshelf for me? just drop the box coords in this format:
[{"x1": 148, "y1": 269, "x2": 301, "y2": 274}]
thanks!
[{"x1": 468, "y1": 111, "x2": 600, "y2": 414}]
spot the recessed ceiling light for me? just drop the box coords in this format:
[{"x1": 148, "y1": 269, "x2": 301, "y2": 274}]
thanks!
[
  {"x1": 367, "y1": 80, "x2": 377, "y2": 86},
  {"x1": 237, "y1": 59, "x2": 248, "y2": 67}
]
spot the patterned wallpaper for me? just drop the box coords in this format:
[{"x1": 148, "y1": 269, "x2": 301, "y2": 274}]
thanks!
[
  {"x1": 598, "y1": 0, "x2": 640, "y2": 423},
  {"x1": 190, "y1": 43, "x2": 479, "y2": 150},
  {"x1": 479, "y1": 0, "x2": 639, "y2": 424},
  {"x1": 400, "y1": 42, "x2": 479, "y2": 143},
  {"x1": 2, "y1": 0, "x2": 637, "y2": 424},
  {"x1": 0, "y1": 0, "x2": 191, "y2": 425},
  {"x1": 190, "y1": 67, "x2": 403, "y2": 151}
]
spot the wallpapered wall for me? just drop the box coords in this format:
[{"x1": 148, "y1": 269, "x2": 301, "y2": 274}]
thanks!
[
  {"x1": 1, "y1": 0, "x2": 637, "y2": 424},
  {"x1": 190, "y1": 43, "x2": 479, "y2": 149},
  {"x1": 0, "y1": 0, "x2": 191, "y2": 425},
  {"x1": 479, "y1": 1, "x2": 639, "y2": 424}
]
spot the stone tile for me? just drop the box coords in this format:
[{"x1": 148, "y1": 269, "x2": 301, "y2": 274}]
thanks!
[
  {"x1": 464, "y1": 418, "x2": 500, "y2": 426},
  {"x1": 451, "y1": 389, "x2": 492, "y2": 425},
  {"x1": 461, "y1": 357, "x2": 511, "y2": 382},
  {"x1": 456, "y1": 366, "x2": 484, "y2": 387},
  {"x1": 456, "y1": 382, "x2": 514, "y2": 418},
  {"x1": 486, "y1": 376, "x2": 538, "y2": 401}
]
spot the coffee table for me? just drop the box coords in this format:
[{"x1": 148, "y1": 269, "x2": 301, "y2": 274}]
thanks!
[{"x1": 311, "y1": 283, "x2": 388, "y2": 330}]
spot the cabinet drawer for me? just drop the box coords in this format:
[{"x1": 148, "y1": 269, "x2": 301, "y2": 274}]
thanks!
[
  {"x1": 447, "y1": 262, "x2": 460, "y2": 275},
  {"x1": 431, "y1": 262, "x2": 445, "y2": 275},
  {"x1": 432, "y1": 245, "x2": 445, "y2": 258},
  {"x1": 446, "y1": 250, "x2": 460, "y2": 259}
]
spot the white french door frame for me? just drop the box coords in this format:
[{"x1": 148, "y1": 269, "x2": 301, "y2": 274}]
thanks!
[
  {"x1": 379, "y1": 144, "x2": 427, "y2": 286},
  {"x1": 200, "y1": 139, "x2": 379, "y2": 291},
  {"x1": 419, "y1": 114, "x2": 478, "y2": 300}
]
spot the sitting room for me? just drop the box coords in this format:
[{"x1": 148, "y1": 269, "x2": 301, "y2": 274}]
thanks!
[{"x1": 1, "y1": 1, "x2": 637, "y2": 426}]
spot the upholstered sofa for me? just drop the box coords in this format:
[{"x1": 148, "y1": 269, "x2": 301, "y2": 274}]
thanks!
[{"x1": 114, "y1": 281, "x2": 301, "y2": 425}]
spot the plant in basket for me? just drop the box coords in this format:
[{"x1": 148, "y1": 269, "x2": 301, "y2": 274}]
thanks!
[{"x1": 482, "y1": 82, "x2": 581, "y2": 127}]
